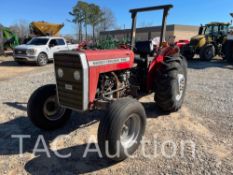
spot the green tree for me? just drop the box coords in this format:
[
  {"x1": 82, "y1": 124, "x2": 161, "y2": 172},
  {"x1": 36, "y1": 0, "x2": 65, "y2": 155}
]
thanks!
[
  {"x1": 99, "y1": 7, "x2": 116, "y2": 31},
  {"x1": 70, "y1": 1, "x2": 113, "y2": 41},
  {"x1": 87, "y1": 4, "x2": 104, "y2": 41},
  {"x1": 69, "y1": 1, "x2": 87, "y2": 41},
  {"x1": 79, "y1": 1, "x2": 90, "y2": 40}
]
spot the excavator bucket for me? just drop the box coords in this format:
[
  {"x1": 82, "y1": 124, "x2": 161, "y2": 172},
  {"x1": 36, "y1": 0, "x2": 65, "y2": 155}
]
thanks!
[{"x1": 30, "y1": 21, "x2": 64, "y2": 36}]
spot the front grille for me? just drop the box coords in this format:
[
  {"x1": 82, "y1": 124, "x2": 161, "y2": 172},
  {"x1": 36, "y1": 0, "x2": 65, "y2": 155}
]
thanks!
[
  {"x1": 54, "y1": 52, "x2": 84, "y2": 110},
  {"x1": 14, "y1": 49, "x2": 27, "y2": 55}
]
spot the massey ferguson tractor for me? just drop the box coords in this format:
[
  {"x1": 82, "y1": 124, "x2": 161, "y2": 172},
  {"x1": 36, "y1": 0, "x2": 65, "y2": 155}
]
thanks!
[{"x1": 27, "y1": 5, "x2": 187, "y2": 161}]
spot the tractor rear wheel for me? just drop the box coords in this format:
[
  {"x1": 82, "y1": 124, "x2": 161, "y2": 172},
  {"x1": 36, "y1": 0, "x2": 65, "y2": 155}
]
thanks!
[
  {"x1": 154, "y1": 57, "x2": 187, "y2": 112},
  {"x1": 98, "y1": 98, "x2": 146, "y2": 162},
  {"x1": 200, "y1": 44, "x2": 215, "y2": 61},
  {"x1": 225, "y1": 40, "x2": 233, "y2": 64},
  {"x1": 27, "y1": 84, "x2": 72, "y2": 130}
]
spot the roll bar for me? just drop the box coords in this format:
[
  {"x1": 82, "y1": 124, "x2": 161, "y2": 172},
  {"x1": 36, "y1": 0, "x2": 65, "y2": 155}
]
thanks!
[{"x1": 129, "y1": 5, "x2": 173, "y2": 50}]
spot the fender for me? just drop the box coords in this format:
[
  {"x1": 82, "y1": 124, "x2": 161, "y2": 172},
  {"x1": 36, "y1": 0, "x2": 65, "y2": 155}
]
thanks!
[{"x1": 147, "y1": 46, "x2": 180, "y2": 91}]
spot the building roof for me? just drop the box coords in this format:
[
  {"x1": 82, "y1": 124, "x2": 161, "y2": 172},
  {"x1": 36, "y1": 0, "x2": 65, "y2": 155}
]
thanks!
[{"x1": 100, "y1": 24, "x2": 199, "y2": 35}]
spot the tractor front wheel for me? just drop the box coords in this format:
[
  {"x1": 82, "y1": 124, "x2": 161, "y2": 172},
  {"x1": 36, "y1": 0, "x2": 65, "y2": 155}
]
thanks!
[
  {"x1": 200, "y1": 44, "x2": 215, "y2": 61},
  {"x1": 98, "y1": 98, "x2": 146, "y2": 162},
  {"x1": 154, "y1": 57, "x2": 187, "y2": 112},
  {"x1": 27, "y1": 84, "x2": 72, "y2": 130}
]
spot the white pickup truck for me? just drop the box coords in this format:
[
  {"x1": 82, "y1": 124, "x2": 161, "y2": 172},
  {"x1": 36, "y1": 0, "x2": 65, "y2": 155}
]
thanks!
[{"x1": 13, "y1": 37, "x2": 79, "y2": 66}]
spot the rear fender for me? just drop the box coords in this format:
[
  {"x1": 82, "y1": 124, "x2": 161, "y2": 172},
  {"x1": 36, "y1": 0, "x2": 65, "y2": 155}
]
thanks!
[{"x1": 147, "y1": 46, "x2": 181, "y2": 91}]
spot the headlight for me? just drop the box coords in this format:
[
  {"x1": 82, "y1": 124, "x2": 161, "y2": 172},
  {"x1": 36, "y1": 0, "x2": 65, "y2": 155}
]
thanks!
[
  {"x1": 73, "y1": 71, "x2": 81, "y2": 81},
  {"x1": 26, "y1": 49, "x2": 36, "y2": 55},
  {"x1": 57, "y1": 68, "x2": 64, "y2": 78}
]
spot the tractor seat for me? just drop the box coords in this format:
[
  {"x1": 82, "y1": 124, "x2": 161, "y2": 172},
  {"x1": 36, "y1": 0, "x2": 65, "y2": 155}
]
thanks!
[
  {"x1": 134, "y1": 41, "x2": 155, "y2": 57},
  {"x1": 159, "y1": 45, "x2": 180, "y2": 57}
]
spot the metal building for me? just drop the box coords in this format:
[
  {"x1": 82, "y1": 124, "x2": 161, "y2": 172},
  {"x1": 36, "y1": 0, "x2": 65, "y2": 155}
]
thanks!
[{"x1": 100, "y1": 24, "x2": 199, "y2": 41}]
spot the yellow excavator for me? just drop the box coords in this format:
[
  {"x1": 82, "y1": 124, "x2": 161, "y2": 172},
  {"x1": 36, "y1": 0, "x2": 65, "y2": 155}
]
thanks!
[{"x1": 30, "y1": 21, "x2": 64, "y2": 36}]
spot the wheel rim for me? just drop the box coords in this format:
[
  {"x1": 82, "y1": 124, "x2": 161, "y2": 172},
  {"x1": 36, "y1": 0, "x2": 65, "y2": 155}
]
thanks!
[
  {"x1": 120, "y1": 114, "x2": 141, "y2": 149},
  {"x1": 43, "y1": 96, "x2": 66, "y2": 121},
  {"x1": 176, "y1": 74, "x2": 185, "y2": 101},
  {"x1": 38, "y1": 54, "x2": 47, "y2": 65}
]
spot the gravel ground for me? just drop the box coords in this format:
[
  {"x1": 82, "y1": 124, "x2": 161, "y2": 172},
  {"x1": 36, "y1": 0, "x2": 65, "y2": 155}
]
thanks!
[{"x1": 0, "y1": 57, "x2": 233, "y2": 175}]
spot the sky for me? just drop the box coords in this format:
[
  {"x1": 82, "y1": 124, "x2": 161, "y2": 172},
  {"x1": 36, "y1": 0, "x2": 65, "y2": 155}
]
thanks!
[{"x1": 0, "y1": 0, "x2": 232, "y2": 35}]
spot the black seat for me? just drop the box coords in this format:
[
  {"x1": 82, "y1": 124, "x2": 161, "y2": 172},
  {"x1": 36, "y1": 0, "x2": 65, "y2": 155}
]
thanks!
[{"x1": 134, "y1": 41, "x2": 154, "y2": 57}]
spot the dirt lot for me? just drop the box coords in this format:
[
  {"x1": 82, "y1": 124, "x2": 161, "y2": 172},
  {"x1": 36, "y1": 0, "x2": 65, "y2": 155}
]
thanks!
[
  {"x1": 0, "y1": 56, "x2": 50, "y2": 81},
  {"x1": 0, "y1": 56, "x2": 233, "y2": 175}
]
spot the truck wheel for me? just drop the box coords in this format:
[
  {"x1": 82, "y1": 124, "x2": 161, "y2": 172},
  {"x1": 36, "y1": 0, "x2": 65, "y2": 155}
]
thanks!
[
  {"x1": 27, "y1": 84, "x2": 72, "y2": 130},
  {"x1": 98, "y1": 98, "x2": 146, "y2": 162},
  {"x1": 200, "y1": 45, "x2": 215, "y2": 61},
  {"x1": 37, "y1": 53, "x2": 48, "y2": 66},
  {"x1": 154, "y1": 57, "x2": 187, "y2": 112}
]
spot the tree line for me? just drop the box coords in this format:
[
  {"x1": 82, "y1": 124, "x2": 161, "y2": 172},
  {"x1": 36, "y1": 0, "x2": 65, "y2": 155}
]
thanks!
[
  {"x1": 69, "y1": 1, "x2": 116, "y2": 42},
  {"x1": 1, "y1": 1, "x2": 117, "y2": 45}
]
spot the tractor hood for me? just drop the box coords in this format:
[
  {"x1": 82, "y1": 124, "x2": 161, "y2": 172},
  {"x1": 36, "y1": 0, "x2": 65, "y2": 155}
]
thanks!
[
  {"x1": 189, "y1": 35, "x2": 206, "y2": 47},
  {"x1": 191, "y1": 35, "x2": 205, "y2": 41}
]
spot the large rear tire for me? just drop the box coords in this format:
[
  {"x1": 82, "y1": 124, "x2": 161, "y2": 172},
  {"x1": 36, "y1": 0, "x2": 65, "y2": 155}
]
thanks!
[
  {"x1": 154, "y1": 57, "x2": 187, "y2": 112},
  {"x1": 27, "y1": 84, "x2": 72, "y2": 130},
  {"x1": 98, "y1": 98, "x2": 146, "y2": 162},
  {"x1": 225, "y1": 40, "x2": 233, "y2": 64}
]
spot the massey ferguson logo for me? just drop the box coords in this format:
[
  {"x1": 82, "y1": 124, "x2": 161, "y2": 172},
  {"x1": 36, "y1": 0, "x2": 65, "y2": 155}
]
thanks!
[{"x1": 88, "y1": 57, "x2": 130, "y2": 67}]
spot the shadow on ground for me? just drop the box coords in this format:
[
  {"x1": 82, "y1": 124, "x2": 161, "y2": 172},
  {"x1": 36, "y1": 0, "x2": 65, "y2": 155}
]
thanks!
[
  {"x1": 0, "y1": 111, "x2": 102, "y2": 156},
  {"x1": 187, "y1": 58, "x2": 233, "y2": 70},
  {"x1": 0, "y1": 109, "x2": 117, "y2": 174},
  {"x1": 24, "y1": 143, "x2": 116, "y2": 174},
  {"x1": 142, "y1": 102, "x2": 169, "y2": 118},
  {"x1": 0, "y1": 101, "x2": 167, "y2": 174},
  {"x1": 3, "y1": 102, "x2": 27, "y2": 111},
  {"x1": 0, "y1": 60, "x2": 35, "y2": 67}
]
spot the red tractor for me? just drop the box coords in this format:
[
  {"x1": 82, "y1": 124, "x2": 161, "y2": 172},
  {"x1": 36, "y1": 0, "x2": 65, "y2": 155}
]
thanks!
[
  {"x1": 28, "y1": 5, "x2": 187, "y2": 161},
  {"x1": 175, "y1": 40, "x2": 190, "y2": 49}
]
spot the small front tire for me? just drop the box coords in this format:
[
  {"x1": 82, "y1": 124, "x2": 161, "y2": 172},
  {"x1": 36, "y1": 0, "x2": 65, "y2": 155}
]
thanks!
[
  {"x1": 27, "y1": 84, "x2": 72, "y2": 130},
  {"x1": 98, "y1": 98, "x2": 146, "y2": 162}
]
